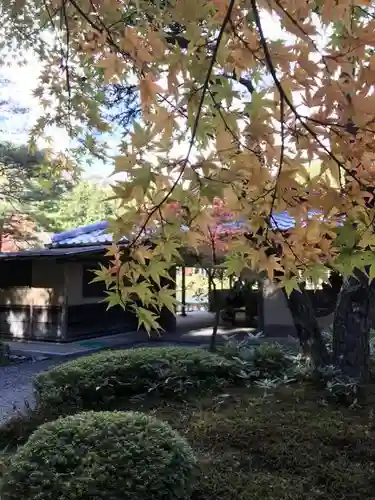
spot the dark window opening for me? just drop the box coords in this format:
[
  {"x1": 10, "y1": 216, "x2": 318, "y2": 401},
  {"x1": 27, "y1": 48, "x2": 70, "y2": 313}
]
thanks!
[
  {"x1": 0, "y1": 259, "x2": 32, "y2": 288},
  {"x1": 82, "y1": 263, "x2": 107, "y2": 298}
]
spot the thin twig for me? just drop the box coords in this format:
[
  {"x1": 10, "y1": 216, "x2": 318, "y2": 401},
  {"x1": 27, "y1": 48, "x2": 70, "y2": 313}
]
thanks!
[
  {"x1": 61, "y1": 0, "x2": 72, "y2": 120},
  {"x1": 128, "y1": 0, "x2": 237, "y2": 247},
  {"x1": 249, "y1": 0, "x2": 366, "y2": 188},
  {"x1": 266, "y1": 92, "x2": 285, "y2": 239}
]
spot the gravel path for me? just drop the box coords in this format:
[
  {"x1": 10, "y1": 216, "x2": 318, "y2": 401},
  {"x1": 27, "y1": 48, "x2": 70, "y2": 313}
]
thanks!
[
  {"x1": 0, "y1": 356, "x2": 78, "y2": 424},
  {"x1": 0, "y1": 343, "x2": 188, "y2": 424},
  {"x1": 0, "y1": 342, "x2": 195, "y2": 424}
]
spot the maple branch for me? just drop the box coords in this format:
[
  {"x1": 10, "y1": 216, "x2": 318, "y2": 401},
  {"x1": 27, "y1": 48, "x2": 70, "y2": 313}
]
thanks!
[
  {"x1": 68, "y1": 0, "x2": 140, "y2": 72},
  {"x1": 272, "y1": 0, "x2": 339, "y2": 84},
  {"x1": 3, "y1": 4, "x2": 62, "y2": 47},
  {"x1": 68, "y1": 0, "x2": 103, "y2": 34},
  {"x1": 266, "y1": 93, "x2": 285, "y2": 239},
  {"x1": 43, "y1": 0, "x2": 72, "y2": 116},
  {"x1": 208, "y1": 90, "x2": 256, "y2": 155},
  {"x1": 68, "y1": 0, "x2": 191, "y2": 127},
  {"x1": 221, "y1": 73, "x2": 255, "y2": 94},
  {"x1": 127, "y1": 0, "x2": 237, "y2": 248},
  {"x1": 269, "y1": 216, "x2": 308, "y2": 270},
  {"x1": 248, "y1": 0, "x2": 366, "y2": 190},
  {"x1": 207, "y1": 89, "x2": 276, "y2": 207},
  {"x1": 61, "y1": 0, "x2": 72, "y2": 120},
  {"x1": 357, "y1": 6, "x2": 375, "y2": 20}
]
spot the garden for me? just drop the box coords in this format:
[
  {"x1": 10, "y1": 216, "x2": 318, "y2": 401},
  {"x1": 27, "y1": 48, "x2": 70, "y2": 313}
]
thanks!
[{"x1": 1, "y1": 338, "x2": 375, "y2": 500}]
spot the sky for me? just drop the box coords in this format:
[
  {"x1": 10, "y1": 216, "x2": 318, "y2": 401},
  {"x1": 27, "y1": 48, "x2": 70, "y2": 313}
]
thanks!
[{"x1": 0, "y1": 9, "x2": 328, "y2": 181}]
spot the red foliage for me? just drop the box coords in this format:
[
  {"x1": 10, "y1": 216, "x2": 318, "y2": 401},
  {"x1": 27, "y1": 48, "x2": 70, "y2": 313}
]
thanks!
[
  {"x1": 166, "y1": 198, "x2": 241, "y2": 253},
  {"x1": 207, "y1": 198, "x2": 241, "y2": 252},
  {"x1": 0, "y1": 215, "x2": 37, "y2": 252}
]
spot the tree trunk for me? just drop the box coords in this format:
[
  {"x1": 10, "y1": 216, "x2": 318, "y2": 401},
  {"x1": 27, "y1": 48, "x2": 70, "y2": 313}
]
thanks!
[
  {"x1": 210, "y1": 305, "x2": 221, "y2": 352},
  {"x1": 285, "y1": 287, "x2": 331, "y2": 368},
  {"x1": 332, "y1": 270, "x2": 375, "y2": 383},
  {"x1": 209, "y1": 276, "x2": 220, "y2": 352}
]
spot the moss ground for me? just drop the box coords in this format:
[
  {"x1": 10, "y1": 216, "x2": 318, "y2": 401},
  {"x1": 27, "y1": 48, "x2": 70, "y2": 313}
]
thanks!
[
  {"x1": 2, "y1": 382, "x2": 375, "y2": 499},
  {"x1": 112, "y1": 384, "x2": 375, "y2": 499}
]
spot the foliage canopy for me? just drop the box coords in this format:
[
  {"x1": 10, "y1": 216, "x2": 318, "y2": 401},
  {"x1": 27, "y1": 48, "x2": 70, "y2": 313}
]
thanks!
[{"x1": 3, "y1": 0, "x2": 375, "y2": 330}]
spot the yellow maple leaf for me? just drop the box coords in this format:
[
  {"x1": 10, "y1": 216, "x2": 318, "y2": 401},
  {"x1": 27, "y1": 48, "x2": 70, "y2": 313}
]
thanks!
[{"x1": 139, "y1": 75, "x2": 163, "y2": 115}]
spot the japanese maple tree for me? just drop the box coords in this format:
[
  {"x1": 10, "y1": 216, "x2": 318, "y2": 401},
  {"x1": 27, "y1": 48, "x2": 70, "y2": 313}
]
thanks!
[{"x1": 3, "y1": 0, "x2": 375, "y2": 380}]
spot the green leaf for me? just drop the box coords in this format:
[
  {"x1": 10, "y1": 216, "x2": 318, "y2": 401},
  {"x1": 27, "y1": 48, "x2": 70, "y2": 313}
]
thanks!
[
  {"x1": 132, "y1": 122, "x2": 154, "y2": 150},
  {"x1": 90, "y1": 267, "x2": 113, "y2": 289},
  {"x1": 135, "y1": 306, "x2": 161, "y2": 333},
  {"x1": 367, "y1": 264, "x2": 375, "y2": 282},
  {"x1": 114, "y1": 155, "x2": 136, "y2": 173},
  {"x1": 224, "y1": 254, "x2": 246, "y2": 276},
  {"x1": 283, "y1": 276, "x2": 300, "y2": 297},
  {"x1": 157, "y1": 286, "x2": 178, "y2": 314},
  {"x1": 153, "y1": 240, "x2": 181, "y2": 263},
  {"x1": 147, "y1": 261, "x2": 170, "y2": 287},
  {"x1": 334, "y1": 221, "x2": 358, "y2": 250},
  {"x1": 102, "y1": 291, "x2": 124, "y2": 310},
  {"x1": 301, "y1": 264, "x2": 328, "y2": 288},
  {"x1": 130, "y1": 281, "x2": 154, "y2": 305}
]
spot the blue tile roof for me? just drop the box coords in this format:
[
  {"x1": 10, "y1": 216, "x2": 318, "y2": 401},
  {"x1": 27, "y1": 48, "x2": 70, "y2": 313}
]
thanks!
[
  {"x1": 271, "y1": 212, "x2": 297, "y2": 230},
  {"x1": 50, "y1": 212, "x2": 300, "y2": 248},
  {"x1": 50, "y1": 221, "x2": 113, "y2": 247}
]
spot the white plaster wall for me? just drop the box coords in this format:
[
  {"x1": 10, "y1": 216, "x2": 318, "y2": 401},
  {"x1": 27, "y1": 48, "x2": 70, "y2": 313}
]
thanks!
[
  {"x1": 262, "y1": 279, "x2": 295, "y2": 327},
  {"x1": 65, "y1": 261, "x2": 103, "y2": 305}
]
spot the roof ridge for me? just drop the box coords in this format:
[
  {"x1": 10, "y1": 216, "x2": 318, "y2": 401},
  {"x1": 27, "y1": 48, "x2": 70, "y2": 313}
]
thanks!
[{"x1": 51, "y1": 221, "x2": 109, "y2": 245}]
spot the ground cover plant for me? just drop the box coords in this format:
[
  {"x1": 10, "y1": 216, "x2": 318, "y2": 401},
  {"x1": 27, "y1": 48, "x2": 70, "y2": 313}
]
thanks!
[{"x1": 4, "y1": 385, "x2": 375, "y2": 499}]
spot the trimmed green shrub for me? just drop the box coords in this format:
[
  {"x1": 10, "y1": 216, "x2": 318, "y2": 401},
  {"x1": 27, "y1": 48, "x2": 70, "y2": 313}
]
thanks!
[
  {"x1": 1, "y1": 410, "x2": 196, "y2": 500},
  {"x1": 34, "y1": 347, "x2": 242, "y2": 412}
]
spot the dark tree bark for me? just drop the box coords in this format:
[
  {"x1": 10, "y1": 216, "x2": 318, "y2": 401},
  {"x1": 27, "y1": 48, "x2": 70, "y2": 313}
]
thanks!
[
  {"x1": 210, "y1": 306, "x2": 221, "y2": 353},
  {"x1": 285, "y1": 287, "x2": 331, "y2": 368},
  {"x1": 332, "y1": 270, "x2": 375, "y2": 383},
  {"x1": 209, "y1": 276, "x2": 220, "y2": 352}
]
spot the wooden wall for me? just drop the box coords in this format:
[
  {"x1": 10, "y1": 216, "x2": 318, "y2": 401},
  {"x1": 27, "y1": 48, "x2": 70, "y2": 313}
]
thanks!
[{"x1": 0, "y1": 259, "x2": 65, "y2": 341}]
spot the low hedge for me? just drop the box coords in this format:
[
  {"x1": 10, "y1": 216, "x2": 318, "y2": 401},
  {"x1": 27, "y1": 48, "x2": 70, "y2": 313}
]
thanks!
[
  {"x1": 34, "y1": 346, "x2": 242, "y2": 413},
  {"x1": 0, "y1": 410, "x2": 196, "y2": 500}
]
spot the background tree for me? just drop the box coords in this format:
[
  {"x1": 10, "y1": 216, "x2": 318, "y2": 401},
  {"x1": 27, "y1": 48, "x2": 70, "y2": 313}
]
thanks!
[
  {"x1": 49, "y1": 179, "x2": 118, "y2": 232},
  {"x1": 0, "y1": 141, "x2": 75, "y2": 248}
]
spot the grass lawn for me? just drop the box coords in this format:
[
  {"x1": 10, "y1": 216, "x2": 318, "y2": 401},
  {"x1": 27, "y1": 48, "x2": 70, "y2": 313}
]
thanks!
[{"x1": 88, "y1": 383, "x2": 375, "y2": 500}]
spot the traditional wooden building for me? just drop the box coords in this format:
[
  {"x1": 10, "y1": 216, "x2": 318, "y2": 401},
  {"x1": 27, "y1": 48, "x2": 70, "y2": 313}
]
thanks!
[{"x1": 0, "y1": 216, "x2": 336, "y2": 342}]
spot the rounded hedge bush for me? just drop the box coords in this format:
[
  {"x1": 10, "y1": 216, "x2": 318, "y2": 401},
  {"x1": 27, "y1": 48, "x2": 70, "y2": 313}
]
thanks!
[
  {"x1": 34, "y1": 346, "x2": 241, "y2": 412},
  {"x1": 0, "y1": 410, "x2": 196, "y2": 500}
]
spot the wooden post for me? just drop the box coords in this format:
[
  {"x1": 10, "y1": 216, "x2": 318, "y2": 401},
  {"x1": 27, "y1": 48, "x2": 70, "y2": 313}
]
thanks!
[
  {"x1": 181, "y1": 265, "x2": 187, "y2": 316},
  {"x1": 59, "y1": 262, "x2": 68, "y2": 341},
  {"x1": 28, "y1": 302, "x2": 33, "y2": 339},
  {"x1": 257, "y1": 280, "x2": 264, "y2": 333}
]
